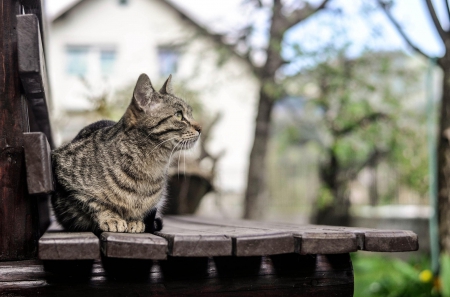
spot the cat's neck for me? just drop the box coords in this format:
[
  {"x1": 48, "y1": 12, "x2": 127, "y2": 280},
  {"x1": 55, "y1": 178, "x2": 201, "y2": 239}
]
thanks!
[{"x1": 108, "y1": 120, "x2": 174, "y2": 171}]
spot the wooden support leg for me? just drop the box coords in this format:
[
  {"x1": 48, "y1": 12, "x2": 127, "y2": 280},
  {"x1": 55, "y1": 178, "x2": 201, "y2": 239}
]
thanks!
[{"x1": 0, "y1": 254, "x2": 354, "y2": 296}]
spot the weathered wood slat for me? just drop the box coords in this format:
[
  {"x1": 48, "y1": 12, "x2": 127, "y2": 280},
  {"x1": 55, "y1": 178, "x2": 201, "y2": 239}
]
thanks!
[
  {"x1": 298, "y1": 232, "x2": 357, "y2": 255},
  {"x1": 39, "y1": 221, "x2": 99, "y2": 260},
  {"x1": 100, "y1": 232, "x2": 168, "y2": 260},
  {"x1": 172, "y1": 216, "x2": 418, "y2": 253},
  {"x1": 17, "y1": 14, "x2": 54, "y2": 148},
  {"x1": 23, "y1": 132, "x2": 53, "y2": 194},
  {"x1": 39, "y1": 232, "x2": 100, "y2": 260},
  {"x1": 162, "y1": 218, "x2": 294, "y2": 256},
  {"x1": 21, "y1": 0, "x2": 47, "y2": 51},
  {"x1": 364, "y1": 230, "x2": 419, "y2": 252},
  {"x1": 155, "y1": 224, "x2": 232, "y2": 257}
]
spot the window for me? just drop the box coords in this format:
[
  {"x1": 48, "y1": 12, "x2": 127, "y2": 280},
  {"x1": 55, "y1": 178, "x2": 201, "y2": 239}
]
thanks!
[
  {"x1": 100, "y1": 50, "x2": 117, "y2": 76},
  {"x1": 66, "y1": 46, "x2": 117, "y2": 78},
  {"x1": 158, "y1": 46, "x2": 179, "y2": 77},
  {"x1": 66, "y1": 47, "x2": 88, "y2": 77}
]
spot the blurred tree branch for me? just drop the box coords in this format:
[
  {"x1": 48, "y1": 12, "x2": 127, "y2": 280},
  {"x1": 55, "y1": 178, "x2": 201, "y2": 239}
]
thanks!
[
  {"x1": 376, "y1": 0, "x2": 430, "y2": 60},
  {"x1": 333, "y1": 112, "x2": 389, "y2": 136},
  {"x1": 284, "y1": 0, "x2": 330, "y2": 30},
  {"x1": 425, "y1": 0, "x2": 447, "y2": 41}
]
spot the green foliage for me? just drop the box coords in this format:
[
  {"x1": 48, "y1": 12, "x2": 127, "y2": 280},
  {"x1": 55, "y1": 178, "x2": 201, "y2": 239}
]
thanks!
[
  {"x1": 275, "y1": 47, "x2": 429, "y2": 204},
  {"x1": 316, "y1": 186, "x2": 334, "y2": 209},
  {"x1": 442, "y1": 254, "x2": 450, "y2": 297},
  {"x1": 352, "y1": 254, "x2": 440, "y2": 297}
]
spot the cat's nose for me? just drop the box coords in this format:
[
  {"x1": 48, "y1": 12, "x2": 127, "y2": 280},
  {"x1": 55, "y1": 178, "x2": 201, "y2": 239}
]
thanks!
[{"x1": 193, "y1": 124, "x2": 202, "y2": 135}]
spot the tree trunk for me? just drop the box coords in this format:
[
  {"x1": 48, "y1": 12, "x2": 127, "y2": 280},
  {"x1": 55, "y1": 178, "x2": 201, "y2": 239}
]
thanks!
[
  {"x1": 314, "y1": 151, "x2": 350, "y2": 226},
  {"x1": 438, "y1": 58, "x2": 450, "y2": 253},
  {"x1": 243, "y1": 89, "x2": 274, "y2": 219}
]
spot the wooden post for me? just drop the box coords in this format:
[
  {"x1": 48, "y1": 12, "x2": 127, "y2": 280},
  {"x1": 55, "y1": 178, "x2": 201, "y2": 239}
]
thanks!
[{"x1": 0, "y1": 0, "x2": 41, "y2": 261}]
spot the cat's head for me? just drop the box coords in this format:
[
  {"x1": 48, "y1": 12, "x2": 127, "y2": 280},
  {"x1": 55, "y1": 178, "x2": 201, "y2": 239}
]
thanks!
[{"x1": 125, "y1": 73, "x2": 201, "y2": 151}]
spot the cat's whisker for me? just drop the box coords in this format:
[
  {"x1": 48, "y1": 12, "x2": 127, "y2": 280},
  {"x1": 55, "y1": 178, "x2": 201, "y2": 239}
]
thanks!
[
  {"x1": 177, "y1": 140, "x2": 184, "y2": 178},
  {"x1": 150, "y1": 137, "x2": 177, "y2": 154},
  {"x1": 168, "y1": 140, "x2": 182, "y2": 167},
  {"x1": 183, "y1": 146, "x2": 186, "y2": 180}
]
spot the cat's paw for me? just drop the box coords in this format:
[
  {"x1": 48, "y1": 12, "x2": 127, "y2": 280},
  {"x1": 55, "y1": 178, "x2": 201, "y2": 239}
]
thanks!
[
  {"x1": 154, "y1": 217, "x2": 163, "y2": 232},
  {"x1": 127, "y1": 221, "x2": 145, "y2": 233},
  {"x1": 100, "y1": 218, "x2": 128, "y2": 232}
]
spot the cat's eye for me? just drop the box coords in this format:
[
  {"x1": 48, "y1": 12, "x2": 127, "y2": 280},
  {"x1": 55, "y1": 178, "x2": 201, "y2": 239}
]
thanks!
[{"x1": 175, "y1": 111, "x2": 183, "y2": 120}]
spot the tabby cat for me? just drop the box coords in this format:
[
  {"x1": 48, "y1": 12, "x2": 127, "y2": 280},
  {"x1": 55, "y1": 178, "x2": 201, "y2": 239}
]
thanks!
[{"x1": 51, "y1": 74, "x2": 201, "y2": 233}]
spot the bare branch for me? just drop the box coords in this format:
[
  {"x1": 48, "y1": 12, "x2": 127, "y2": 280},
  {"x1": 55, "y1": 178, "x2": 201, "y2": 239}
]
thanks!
[
  {"x1": 342, "y1": 149, "x2": 388, "y2": 181},
  {"x1": 377, "y1": 0, "x2": 431, "y2": 60},
  {"x1": 446, "y1": 0, "x2": 450, "y2": 23},
  {"x1": 284, "y1": 0, "x2": 330, "y2": 30},
  {"x1": 333, "y1": 112, "x2": 388, "y2": 137},
  {"x1": 425, "y1": 0, "x2": 447, "y2": 41}
]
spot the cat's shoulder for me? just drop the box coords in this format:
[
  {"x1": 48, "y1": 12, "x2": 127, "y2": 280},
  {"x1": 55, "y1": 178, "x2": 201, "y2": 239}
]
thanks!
[{"x1": 72, "y1": 120, "x2": 116, "y2": 142}]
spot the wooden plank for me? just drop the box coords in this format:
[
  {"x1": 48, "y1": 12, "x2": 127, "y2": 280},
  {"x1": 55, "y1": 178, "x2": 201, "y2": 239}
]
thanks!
[
  {"x1": 298, "y1": 232, "x2": 357, "y2": 255},
  {"x1": 39, "y1": 221, "x2": 99, "y2": 260},
  {"x1": 17, "y1": 14, "x2": 54, "y2": 148},
  {"x1": 364, "y1": 230, "x2": 419, "y2": 252},
  {"x1": 163, "y1": 218, "x2": 294, "y2": 256},
  {"x1": 21, "y1": 0, "x2": 47, "y2": 50},
  {"x1": 39, "y1": 232, "x2": 100, "y2": 260},
  {"x1": 170, "y1": 216, "x2": 357, "y2": 255},
  {"x1": 155, "y1": 224, "x2": 232, "y2": 257},
  {"x1": 100, "y1": 232, "x2": 168, "y2": 260},
  {"x1": 23, "y1": 132, "x2": 53, "y2": 194}
]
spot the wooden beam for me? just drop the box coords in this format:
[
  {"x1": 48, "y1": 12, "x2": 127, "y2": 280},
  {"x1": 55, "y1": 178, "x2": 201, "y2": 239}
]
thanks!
[
  {"x1": 38, "y1": 221, "x2": 100, "y2": 260},
  {"x1": 0, "y1": 253, "x2": 354, "y2": 296},
  {"x1": 155, "y1": 223, "x2": 232, "y2": 257},
  {"x1": 100, "y1": 232, "x2": 168, "y2": 260},
  {"x1": 23, "y1": 132, "x2": 54, "y2": 194},
  {"x1": 0, "y1": 0, "x2": 43, "y2": 261},
  {"x1": 17, "y1": 14, "x2": 54, "y2": 148},
  {"x1": 39, "y1": 232, "x2": 100, "y2": 260}
]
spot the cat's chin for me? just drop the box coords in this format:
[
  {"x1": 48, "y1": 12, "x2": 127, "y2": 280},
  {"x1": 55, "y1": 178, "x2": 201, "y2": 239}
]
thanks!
[{"x1": 181, "y1": 139, "x2": 198, "y2": 150}]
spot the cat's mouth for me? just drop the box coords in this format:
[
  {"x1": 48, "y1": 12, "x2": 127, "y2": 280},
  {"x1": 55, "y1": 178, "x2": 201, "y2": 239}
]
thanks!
[{"x1": 177, "y1": 137, "x2": 198, "y2": 150}]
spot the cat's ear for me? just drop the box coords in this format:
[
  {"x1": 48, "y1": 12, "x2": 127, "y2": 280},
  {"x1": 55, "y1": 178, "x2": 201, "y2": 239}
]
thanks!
[
  {"x1": 159, "y1": 74, "x2": 173, "y2": 95},
  {"x1": 133, "y1": 73, "x2": 155, "y2": 110}
]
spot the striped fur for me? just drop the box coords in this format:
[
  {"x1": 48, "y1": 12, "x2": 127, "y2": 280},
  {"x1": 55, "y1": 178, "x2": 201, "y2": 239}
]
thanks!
[{"x1": 51, "y1": 74, "x2": 201, "y2": 233}]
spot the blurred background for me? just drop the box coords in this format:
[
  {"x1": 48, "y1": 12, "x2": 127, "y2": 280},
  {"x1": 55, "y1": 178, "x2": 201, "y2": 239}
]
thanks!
[{"x1": 43, "y1": 0, "x2": 449, "y2": 295}]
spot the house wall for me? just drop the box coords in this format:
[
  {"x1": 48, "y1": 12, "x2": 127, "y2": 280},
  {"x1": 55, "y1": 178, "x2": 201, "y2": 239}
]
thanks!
[{"x1": 48, "y1": 0, "x2": 259, "y2": 192}]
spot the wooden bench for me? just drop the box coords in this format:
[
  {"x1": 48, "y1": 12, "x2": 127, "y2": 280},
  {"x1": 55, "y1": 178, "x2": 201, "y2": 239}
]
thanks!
[
  {"x1": 0, "y1": 2, "x2": 418, "y2": 296},
  {"x1": 2, "y1": 214, "x2": 418, "y2": 296}
]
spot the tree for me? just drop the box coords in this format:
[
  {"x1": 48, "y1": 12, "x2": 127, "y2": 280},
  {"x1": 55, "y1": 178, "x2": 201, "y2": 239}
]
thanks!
[
  {"x1": 376, "y1": 0, "x2": 450, "y2": 254},
  {"x1": 229, "y1": 0, "x2": 331, "y2": 219},
  {"x1": 273, "y1": 49, "x2": 427, "y2": 225}
]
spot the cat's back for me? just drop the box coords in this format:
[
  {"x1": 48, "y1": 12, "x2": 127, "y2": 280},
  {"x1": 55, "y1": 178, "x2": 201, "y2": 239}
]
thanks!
[
  {"x1": 72, "y1": 120, "x2": 116, "y2": 142},
  {"x1": 52, "y1": 120, "x2": 118, "y2": 186}
]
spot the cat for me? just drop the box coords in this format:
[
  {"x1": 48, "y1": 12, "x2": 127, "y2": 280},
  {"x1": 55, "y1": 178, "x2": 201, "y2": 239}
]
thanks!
[{"x1": 51, "y1": 74, "x2": 201, "y2": 233}]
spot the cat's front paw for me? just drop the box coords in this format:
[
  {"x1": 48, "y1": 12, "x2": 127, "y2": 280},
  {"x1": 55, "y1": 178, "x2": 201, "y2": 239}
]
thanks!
[
  {"x1": 100, "y1": 218, "x2": 128, "y2": 232},
  {"x1": 127, "y1": 221, "x2": 145, "y2": 233},
  {"x1": 154, "y1": 217, "x2": 163, "y2": 232}
]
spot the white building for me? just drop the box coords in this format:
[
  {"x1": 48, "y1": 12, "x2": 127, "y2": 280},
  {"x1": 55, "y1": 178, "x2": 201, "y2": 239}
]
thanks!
[{"x1": 48, "y1": 0, "x2": 259, "y2": 193}]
